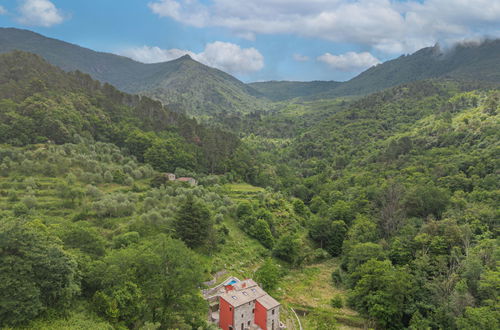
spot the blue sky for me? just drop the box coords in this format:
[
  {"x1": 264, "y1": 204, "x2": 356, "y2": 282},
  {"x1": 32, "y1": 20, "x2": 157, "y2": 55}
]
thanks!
[{"x1": 1, "y1": 0, "x2": 499, "y2": 82}]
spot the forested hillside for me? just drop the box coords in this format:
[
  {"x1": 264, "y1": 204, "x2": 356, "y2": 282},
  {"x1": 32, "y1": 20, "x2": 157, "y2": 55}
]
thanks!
[
  {"x1": 248, "y1": 80, "x2": 341, "y2": 102},
  {"x1": 0, "y1": 50, "x2": 326, "y2": 329},
  {"x1": 0, "y1": 51, "x2": 239, "y2": 174},
  {"x1": 0, "y1": 141, "x2": 229, "y2": 328},
  {"x1": 0, "y1": 33, "x2": 498, "y2": 330},
  {"x1": 252, "y1": 40, "x2": 500, "y2": 101},
  {"x1": 0, "y1": 139, "x2": 326, "y2": 329},
  {"x1": 0, "y1": 28, "x2": 267, "y2": 118},
  {"x1": 321, "y1": 40, "x2": 500, "y2": 99},
  {"x1": 230, "y1": 79, "x2": 500, "y2": 329}
]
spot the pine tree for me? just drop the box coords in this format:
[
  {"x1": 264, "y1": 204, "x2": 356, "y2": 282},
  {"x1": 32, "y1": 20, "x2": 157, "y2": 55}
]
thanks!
[{"x1": 174, "y1": 195, "x2": 212, "y2": 249}]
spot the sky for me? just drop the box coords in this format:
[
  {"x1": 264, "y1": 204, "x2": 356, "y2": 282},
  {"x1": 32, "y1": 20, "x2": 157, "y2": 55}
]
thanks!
[{"x1": 0, "y1": 0, "x2": 499, "y2": 82}]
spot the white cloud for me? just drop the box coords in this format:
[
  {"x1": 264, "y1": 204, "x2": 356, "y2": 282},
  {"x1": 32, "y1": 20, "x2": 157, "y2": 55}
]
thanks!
[
  {"x1": 17, "y1": 0, "x2": 66, "y2": 27},
  {"x1": 0, "y1": 6, "x2": 7, "y2": 15},
  {"x1": 317, "y1": 52, "x2": 380, "y2": 72},
  {"x1": 148, "y1": 0, "x2": 208, "y2": 27},
  {"x1": 120, "y1": 46, "x2": 196, "y2": 64},
  {"x1": 148, "y1": 0, "x2": 500, "y2": 54},
  {"x1": 120, "y1": 41, "x2": 264, "y2": 75},
  {"x1": 200, "y1": 41, "x2": 264, "y2": 75},
  {"x1": 293, "y1": 54, "x2": 309, "y2": 62}
]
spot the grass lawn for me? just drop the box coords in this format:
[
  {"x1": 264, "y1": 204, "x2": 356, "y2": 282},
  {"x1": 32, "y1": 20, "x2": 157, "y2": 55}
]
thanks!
[
  {"x1": 222, "y1": 183, "x2": 266, "y2": 203},
  {"x1": 225, "y1": 183, "x2": 266, "y2": 193},
  {"x1": 210, "y1": 182, "x2": 269, "y2": 276},
  {"x1": 210, "y1": 215, "x2": 268, "y2": 277},
  {"x1": 275, "y1": 259, "x2": 367, "y2": 329}
]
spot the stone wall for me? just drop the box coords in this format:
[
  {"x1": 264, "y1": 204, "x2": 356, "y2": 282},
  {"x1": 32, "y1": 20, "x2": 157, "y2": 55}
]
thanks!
[{"x1": 234, "y1": 301, "x2": 256, "y2": 330}]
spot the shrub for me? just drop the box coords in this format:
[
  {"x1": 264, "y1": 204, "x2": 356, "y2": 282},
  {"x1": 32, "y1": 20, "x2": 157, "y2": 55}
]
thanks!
[
  {"x1": 13, "y1": 203, "x2": 30, "y2": 216},
  {"x1": 330, "y1": 294, "x2": 343, "y2": 308},
  {"x1": 113, "y1": 232, "x2": 140, "y2": 248},
  {"x1": 21, "y1": 195, "x2": 37, "y2": 209}
]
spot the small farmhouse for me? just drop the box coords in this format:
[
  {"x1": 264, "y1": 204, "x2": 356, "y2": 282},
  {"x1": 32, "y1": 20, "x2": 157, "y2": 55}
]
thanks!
[
  {"x1": 164, "y1": 173, "x2": 176, "y2": 181},
  {"x1": 176, "y1": 177, "x2": 197, "y2": 186},
  {"x1": 204, "y1": 278, "x2": 283, "y2": 330}
]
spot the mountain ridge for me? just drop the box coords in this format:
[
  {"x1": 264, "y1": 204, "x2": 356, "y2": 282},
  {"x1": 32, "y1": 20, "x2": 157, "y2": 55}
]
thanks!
[
  {"x1": 251, "y1": 40, "x2": 500, "y2": 101},
  {"x1": 3, "y1": 27, "x2": 500, "y2": 113},
  {"x1": 0, "y1": 27, "x2": 267, "y2": 118}
]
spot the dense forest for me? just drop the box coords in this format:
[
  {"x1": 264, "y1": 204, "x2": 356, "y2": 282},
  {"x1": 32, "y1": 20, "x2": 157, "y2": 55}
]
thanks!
[
  {"x1": 0, "y1": 51, "x2": 240, "y2": 174},
  {"x1": 0, "y1": 43, "x2": 498, "y2": 330},
  {"x1": 222, "y1": 79, "x2": 500, "y2": 329}
]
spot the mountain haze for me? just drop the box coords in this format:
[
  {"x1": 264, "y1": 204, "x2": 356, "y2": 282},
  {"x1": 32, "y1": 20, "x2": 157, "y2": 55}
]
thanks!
[
  {"x1": 248, "y1": 80, "x2": 341, "y2": 101},
  {"x1": 0, "y1": 28, "x2": 266, "y2": 118},
  {"x1": 323, "y1": 40, "x2": 500, "y2": 98},
  {"x1": 252, "y1": 40, "x2": 500, "y2": 101}
]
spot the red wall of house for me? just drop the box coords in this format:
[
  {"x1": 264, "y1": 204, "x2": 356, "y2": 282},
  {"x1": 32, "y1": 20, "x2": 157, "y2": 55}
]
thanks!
[
  {"x1": 219, "y1": 297, "x2": 234, "y2": 330},
  {"x1": 254, "y1": 300, "x2": 267, "y2": 330}
]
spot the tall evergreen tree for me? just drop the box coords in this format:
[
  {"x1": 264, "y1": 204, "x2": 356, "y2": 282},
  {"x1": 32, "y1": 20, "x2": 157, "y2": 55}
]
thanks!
[{"x1": 173, "y1": 195, "x2": 213, "y2": 249}]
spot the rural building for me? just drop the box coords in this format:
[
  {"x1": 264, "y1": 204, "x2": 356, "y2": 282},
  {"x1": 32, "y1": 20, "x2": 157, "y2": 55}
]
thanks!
[
  {"x1": 204, "y1": 278, "x2": 282, "y2": 330},
  {"x1": 176, "y1": 177, "x2": 197, "y2": 186},
  {"x1": 164, "y1": 173, "x2": 176, "y2": 181}
]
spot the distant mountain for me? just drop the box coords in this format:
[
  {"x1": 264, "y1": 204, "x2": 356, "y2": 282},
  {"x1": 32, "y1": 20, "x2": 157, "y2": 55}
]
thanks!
[
  {"x1": 137, "y1": 54, "x2": 267, "y2": 119},
  {"x1": 322, "y1": 40, "x2": 500, "y2": 98},
  {"x1": 248, "y1": 80, "x2": 341, "y2": 101},
  {"x1": 0, "y1": 28, "x2": 266, "y2": 118},
  {"x1": 3, "y1": 28, "x2": 499, "y2": 111},
  {"x1": 251, "y1": 40, "x2": 500, "y2": 101}
]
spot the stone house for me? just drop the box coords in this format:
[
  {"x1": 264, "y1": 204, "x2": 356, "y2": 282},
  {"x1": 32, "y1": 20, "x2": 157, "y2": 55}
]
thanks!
[
  {"x1": 176, "y1": 177, "x2": 197, "y2": 186},
  {"x1": 164, "y1": 173, "x2": 176, "y2": 181},
  {"x1": 205, "y1": 278, "x2": 283, "y2": 330}
]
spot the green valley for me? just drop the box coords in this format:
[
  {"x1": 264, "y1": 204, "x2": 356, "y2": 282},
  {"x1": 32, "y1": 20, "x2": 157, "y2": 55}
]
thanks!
[{"x1": 0, "y1": 25, "x2": 498, "y2": 330}]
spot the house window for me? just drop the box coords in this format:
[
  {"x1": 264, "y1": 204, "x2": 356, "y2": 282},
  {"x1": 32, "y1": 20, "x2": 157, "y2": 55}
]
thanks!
[
  {"x1": 248, "y1": 321, "x2": 251, "y2": 326},
  {"x1": 230, "y1": 307, "x2": 232, "y2": 311},
  {"x1": 241, "y1": 314, "x2": 244, "y2": 318},
  {"x1": 241, "y1": 323, "x2": 244, "y2": 330},
  {"x1": 272, "y1": 309, "x2": 275, "y2": 315},
  {"x1": 252, "y1": 308, "x2": 255, "y2": 314}
]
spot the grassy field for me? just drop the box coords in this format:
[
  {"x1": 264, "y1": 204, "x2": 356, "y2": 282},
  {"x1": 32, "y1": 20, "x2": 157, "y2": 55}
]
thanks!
[
  {"x1": 222, "y1": 183, "x2": 266, "y2": 202},
  {"x1": 276, "y1": 259, "x2": 367, "y2": 329},
  {"x1": 209, "y1": 214, "x2": 268, "y2": 277}
]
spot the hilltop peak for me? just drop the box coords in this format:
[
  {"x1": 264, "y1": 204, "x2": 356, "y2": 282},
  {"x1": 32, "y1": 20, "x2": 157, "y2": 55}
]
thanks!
[
  {"x1": 0, "y1": 28, "x2": 267, "y2": 118},
  {"x1": 179, "y1": 54, "x2": 193, "y2": 60}
]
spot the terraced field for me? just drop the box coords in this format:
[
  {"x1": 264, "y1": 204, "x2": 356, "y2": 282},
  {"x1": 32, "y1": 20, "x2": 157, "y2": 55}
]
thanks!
[{"x1": 223, "y1": 183, "x2": 266, "y2": 202}]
